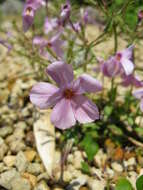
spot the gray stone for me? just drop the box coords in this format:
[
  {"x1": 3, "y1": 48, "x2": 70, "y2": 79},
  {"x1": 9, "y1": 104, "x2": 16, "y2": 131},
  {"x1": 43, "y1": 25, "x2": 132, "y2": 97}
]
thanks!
[
  {"x1": 11, "y1": 177, "x2": 31, "y2": 190},
  {"x1": 0, "y1": 139, "x2": 8, "y2": 161},
  {"x1": 27, "y1": 163, "x2": 42, "y2": 175},
  {"x1": 0, "y1": 169, "x2": 20, "y2": 190},
  {"x1": 10, "y1": 140, "x2": 26, "y2": 153},
  {"x1": 0, "y1": 126, "x2": 13, "y2": 138},
  {"x1": 34, "y1": 181, "x2": 50, "y2": 190},
  {"x1": 15, "y1": 151, "x2": 28, "y2": 172}
]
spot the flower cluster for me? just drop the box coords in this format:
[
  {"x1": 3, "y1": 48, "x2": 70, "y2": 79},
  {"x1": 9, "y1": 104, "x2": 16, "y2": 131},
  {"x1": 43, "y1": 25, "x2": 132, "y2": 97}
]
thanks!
[{"x1": 21, "y1": 0, "x2": 143, "y2": 130}]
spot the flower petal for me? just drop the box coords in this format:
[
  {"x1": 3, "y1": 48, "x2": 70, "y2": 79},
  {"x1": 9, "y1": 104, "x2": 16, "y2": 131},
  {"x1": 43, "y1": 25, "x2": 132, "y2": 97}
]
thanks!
[
  {"x1": 122, "y1": 45, "x2": 134, "y2": 60},
  {"x1": 72, "y1": 95, "x2": 99, "y2": 124},
  {"x1": 30, "y1": 82, "x2": 62, "y2": 109},
  {"x1": 121, "y1": 58, "x2": 134, "y2": 75},
  {"x1": 140, "y1": 99, "x2": 143, "y2": 112},
  {"x1": 51, "y1": 98, "x2": 76, "y2": 129},
  {"x1": 46, "y1": 62, "x2": 74, "y2": 87},
  {"x1": 78, "y1": 74, "x2": 102, "y2": 93},
  {"x1": 132, "y1": 88, "x2": 143, "y2": 99}
]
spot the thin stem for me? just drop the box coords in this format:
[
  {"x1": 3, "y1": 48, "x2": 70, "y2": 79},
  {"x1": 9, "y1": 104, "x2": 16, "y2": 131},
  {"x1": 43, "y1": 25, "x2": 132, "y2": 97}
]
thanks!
[{"x1": 113, "y1": 22, "x2": 118, "y2": 54}]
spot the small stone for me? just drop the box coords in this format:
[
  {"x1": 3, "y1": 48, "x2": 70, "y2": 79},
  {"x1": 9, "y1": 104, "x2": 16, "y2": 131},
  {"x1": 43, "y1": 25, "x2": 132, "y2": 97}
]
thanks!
[
  {"x1": 68, "y1": 175, "x2": 89, "y2": 190},
  {"x1": 67, "y1": 153, "x2": 74, "y2": 163},
  {"x1": 34, "y1": 180, "x2": 50, "y2": 190},
  {"x1": 73, "y1": 151, "x2": 84, "y2": 169},
  {"x1": 88, "y1": 179, "x2": 105, "y2": 190},
  {"x1": 24, "y1": 150, "x2": 36, "y2": 162},
  {"x1": 79, "y1": 187, "x2": 89, "y2": 190},
  {"x1": 22, "y1": 172, "x2": 37, "y2": 187},
  {"x1": 15, "y1": 151, "x2": 28, "y2": 172},
  {"x1": 27, "y1": 163, "x2": 43, "y2": 175},
  {"x1": 0, "y1": 169, "x2": 20, "y2": 189},
  {"x1": 11, "y1": 177, "x2": 31, "y2": 190},
  {"x1": 10, "y1": 140, "x2": 26, "y2": 153},
  {"x1": 124, "y1": 157, "x2": 136, "y2": 167},
  {"x1": 63, "y1": 170, "x2": 73, "y2": 182},
  {"x1": 111, "y1": 162, "x2": 123, "y2": 172},
  {"x1": 0, "y1": 140, "x2": 8, "y2": 161},
  {"x1": 0, "y1": 126, "x2": 13, "y2": 138},
  {"x1": 3, "y1": 155, "x2": 16, "y2": 167},
  {"x1": 0, "y1": 162, "x2": 5, "y2": 173},
  {"x1": 15, "y1": 121, "x2": 27, "y2": 130},
  {"x1": 106, "y1": 167, "x2": 114, "y2": 178},
  {"x1": 37, "y1": 172, "x2": 50, "y2": 181},
  {"x1": 94, "y1": 149, "x2": 107, "y2": 168}
]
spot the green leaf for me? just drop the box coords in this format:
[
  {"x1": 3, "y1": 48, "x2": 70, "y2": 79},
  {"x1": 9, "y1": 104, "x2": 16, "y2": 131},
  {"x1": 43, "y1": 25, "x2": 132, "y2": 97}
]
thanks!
[
  {"x1": 135, "y1": 128, "x2": 143, "y2": 137},
  {"x1": 81, "y1": 161, "x2": 90, "y2": 174},
  {"x1": 104, "y1": 105, "x2": 113, "y2": 117},
  {"x1": 108, "y1": 124, "x2": 123, "y2": 136},
  {"x1": 115, "y1": 178, "x2": 133, "y2": 190},
  {"x1": 80, "y1": 135, "x2": 99, "y2": 161},
  {"x1": 136, "y1": 175, "x2": 143, "y2": 190}
]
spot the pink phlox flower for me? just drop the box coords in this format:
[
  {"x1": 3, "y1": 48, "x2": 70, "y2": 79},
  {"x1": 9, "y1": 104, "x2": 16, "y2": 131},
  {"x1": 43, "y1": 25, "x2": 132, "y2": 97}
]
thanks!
[
  {"x1": 121, "y1": 73, "x2": 143, "y2": 87},
  {"x1": 97, "y1": 57, "x2": 121, "y2": 78},
  {"x1": 133, "y1": 88, "x2": 143, "y2": 112},
  {"x1": 22, "y1": 0, "x2": 46, "y2": 32},
  {"x1": 138, "y1": 10, "x2": 143, "y2": 23},
  {"x1": 33, "y1": 34, "x2": 64, "y2": 60},
  {"x1": 30, "y1": 62, "x2": 102, "y2": 129},
  {"x1": 115, "y1": 45, "x2": 134, "y2": 76},
  {"x1": 60, "y1": 0, "x2": 71, "y2": 25},
  {"x1": 44, "y1": 17, "x2": 62, "y2": 34}
]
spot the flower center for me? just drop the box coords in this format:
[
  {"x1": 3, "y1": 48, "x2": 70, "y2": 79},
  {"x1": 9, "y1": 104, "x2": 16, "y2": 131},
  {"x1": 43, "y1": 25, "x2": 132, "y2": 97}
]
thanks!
[
  {"x1": 116, "y1": 53, "x2": 122, "y2": 61},
  {"x1": 26, "y1": 7, "x2": 33, "y2": 16},
  {"x1": 63, "y1": 89, "x2": 74, "y2": 99}
]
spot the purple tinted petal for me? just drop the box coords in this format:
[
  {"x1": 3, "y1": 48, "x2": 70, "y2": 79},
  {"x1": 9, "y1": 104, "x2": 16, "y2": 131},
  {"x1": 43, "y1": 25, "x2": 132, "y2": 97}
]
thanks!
[
  {"x1": 50, "y1": 34, "x2": 64, "y2": 58},
  {"x1": 22, "y1": 8, "x2": 35, "y2": 32},
  {"x1": 44, "y1": 17, "x2": 59, "y2": 34},
  {"x1": 33, "y1": 36, "x2": 48, "y2": 46},
  {"x1": 140, "y1": 99, "x2": 143, "y2": 112},
  {"x1": 132, "y1": 88, "x2": 143, "y2": 99},
  {"x1": 46, "y1": 62, "x2": 74, "y2": 87},
  {"x1": 121, "y1": 45, "x2": 134, "y2": 60},
  {"x1": 78, "y1": 74, "x2": 102, "y2": 93},
  {"x1": 121, "y1": 74, "x2": 143, "y2": 87},
  {"x1": 72, "y1": 95, "x2": 99, "y2": 124},
  {"x1": 121, "y1": 58, "x2": 134, "y2": 75},
  {"x1": 101, "y1": 57, "x2": 121, "y2": 77},
  {"x1": 30, "y1": 82, "x2": 62, "y2": 109},
  {"x1": 51, "y1": 98, "x2": 76, "y2": 129}
]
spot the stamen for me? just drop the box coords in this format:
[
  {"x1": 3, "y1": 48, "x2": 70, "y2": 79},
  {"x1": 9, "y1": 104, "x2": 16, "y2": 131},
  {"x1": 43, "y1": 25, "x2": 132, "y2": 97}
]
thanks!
[{"x1": 64, "y1": 89, "x2": 74, "y2": 99}]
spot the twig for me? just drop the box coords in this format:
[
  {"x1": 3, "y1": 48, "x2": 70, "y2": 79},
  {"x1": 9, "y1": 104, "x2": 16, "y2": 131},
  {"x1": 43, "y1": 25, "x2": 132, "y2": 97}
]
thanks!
[{"x1": 127, "y1": 136, "x2": 143, "y2": 148}]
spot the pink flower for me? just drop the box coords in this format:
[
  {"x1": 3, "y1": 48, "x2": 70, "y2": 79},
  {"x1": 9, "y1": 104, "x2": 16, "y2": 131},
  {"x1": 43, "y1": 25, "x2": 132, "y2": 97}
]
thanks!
[
  {"x1": 33, "y1": 34, "x2": 63, "y2": 60},
  {"x1": 133, "y1": 88, "x2": 143, "y2": 111},
  {"x1": 138, "y1": 10, "x2": 143, "y2": 23},
  {"x1": 98, "y1": 46, "x2": 134, "y2": 78},
  {"x1": 115, "y1": 45, "x2": 134, "y2": 75},
  {"x1": 60, "y1": 0, "x2": 71, "y2": 25},
  {"x1": 99, "y1": 57, "x2": 121, "y2": 78},
  {"x1": 30, "y1": 62, "x2": 102, "y2": 129},
  {"x1": 44, "y1": 17, "x2": 61, "y2": 34},
  {"x1": 22, "y1": 0, "x2": 45, "y2": 32},
  {"x1": 121, "y1": 74, "x2": 143, "y2": 87}
]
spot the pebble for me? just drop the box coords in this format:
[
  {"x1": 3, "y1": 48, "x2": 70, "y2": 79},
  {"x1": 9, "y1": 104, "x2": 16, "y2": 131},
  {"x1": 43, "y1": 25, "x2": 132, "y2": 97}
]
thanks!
[
  {"x1": 94, "y1": 149, "x2": 107, "y2": 168},
  {"x1": 124, "y1": 157, "x2": 136, "y2": 167},
  {"x1": 0, "y1": 162, "x2": 5, "y2": 173},
  {"x1": 27, "y1": 163, "x2": 43, "y2": 175},
  {"x1": 3, "y1": 155, "x2": 16, "y2": 167},
  {"x1": 73, "y1": 151, "x2": 84, "y2": 169},
  {"x1": 24, "y1": 150, "x2": 37, "y2": 162},
  {"x1": 88, "y1": 179, "x2": 105, "y2": 190},
  {"x1": 10, "y1": 140, "x2": 26, "y2": 153},
  {"x1": 0, "y1": 126, "x2": 13, "y2": 138},
  {"x1": 22, "y1": 172, "x2": 37, "y2": 187},
  {"x1": 34, "y1": 180, "x2": 50, "y2": 190},
  {"x1": 111, "y1": 162, "x2": 123, "y2": 172},
  {"x1": 68, "y1": 174, "x2": 89, "y2": 190},
  {"x1": 0, "y1": 169, "x2": 20, "y2": 189},
  {"x1": 11, "y1": 177, "x2": 31, "y2": 190},
  {"x1": 0, "y1": 139, "x2": 8, "y2": 161},
  {"x1": 15, "y1": 151, "x2": 28, "y2": 172},
  {"x1": 25, "y1": 131, "x2": 35, "y2": 146}
]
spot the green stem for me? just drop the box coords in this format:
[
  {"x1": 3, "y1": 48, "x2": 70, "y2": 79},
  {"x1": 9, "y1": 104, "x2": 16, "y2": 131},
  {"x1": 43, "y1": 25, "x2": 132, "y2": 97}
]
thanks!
[{"x1": 113, "y1": 22, "x2": 118, "y2": 54}]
